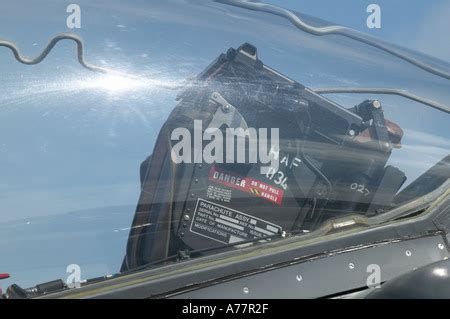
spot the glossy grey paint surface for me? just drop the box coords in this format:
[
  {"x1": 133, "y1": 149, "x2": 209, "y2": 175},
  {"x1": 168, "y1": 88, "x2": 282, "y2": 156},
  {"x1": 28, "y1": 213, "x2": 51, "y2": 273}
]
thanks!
[{"x1": 171, "y1": 235, "x2": 449, "y2": 299}]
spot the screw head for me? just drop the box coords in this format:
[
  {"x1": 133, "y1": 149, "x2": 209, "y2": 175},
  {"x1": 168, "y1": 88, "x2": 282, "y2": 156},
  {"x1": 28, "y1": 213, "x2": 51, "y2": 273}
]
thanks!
[
  {"x1": 439, "y1": 243, "x2": 445, "y2": 250},
  {"x1": 296, "y1": 274, "x2": 303, "y2": 282},
  {"x1": 348, "y1": 129, "x2": 356, "y2": 136},
  {"x1": 348, "y1": 263, "x2": 355, "y2": 269},
  {"x1": 222, "y1": 104, "x2": 231, "y2": 113},
  {"x1": 406, "y1": 250, "x2": 412, "y2": 257},
  {"x1": 243, "y1": 287, "x2": 249, "y2": 294},
  {"x1": 184, "y1": 214, "x2": 190, "y2": 221}
]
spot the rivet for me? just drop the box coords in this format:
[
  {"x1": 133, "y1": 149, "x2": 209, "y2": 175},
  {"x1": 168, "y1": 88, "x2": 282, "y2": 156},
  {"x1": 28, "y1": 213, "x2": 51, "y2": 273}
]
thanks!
[
  {"x1": 296, "y1": 275, "x2": 303, "y2": 282},
  {"x1": 438, "y1": 243, "x2": 445, "y2": 250},
  {"x1": 348, "y1": 263, "x2": 355, "y2": 269},
  {"x1": 184, "y1": 215, "x2": 190, "y2": 221},
  {"x1": 243, "y1": 287, "x2": 249, "y2": 294},
  {"x1": 406, "y1": 250, "x2": 412, "y2": 257}
]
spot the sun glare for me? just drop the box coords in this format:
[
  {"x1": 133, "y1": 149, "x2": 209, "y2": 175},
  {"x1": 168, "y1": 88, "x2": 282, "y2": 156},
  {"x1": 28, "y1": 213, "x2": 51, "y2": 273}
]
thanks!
[{"x1": 82, "y1": 74, "x2": 146, "y2": 93}]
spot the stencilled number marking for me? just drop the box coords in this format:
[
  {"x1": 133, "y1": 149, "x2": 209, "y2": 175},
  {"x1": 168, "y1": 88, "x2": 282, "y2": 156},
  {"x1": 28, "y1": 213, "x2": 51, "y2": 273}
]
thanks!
[
  {"x1": 266, "y1": 167, "x2": 288, "y2": 190},
  {"x1": 265, "y1": 154, "x2": 301, "y2": 190},
  {"x1": 350, "y1": 183, "x2": 371, "y2": 197}
]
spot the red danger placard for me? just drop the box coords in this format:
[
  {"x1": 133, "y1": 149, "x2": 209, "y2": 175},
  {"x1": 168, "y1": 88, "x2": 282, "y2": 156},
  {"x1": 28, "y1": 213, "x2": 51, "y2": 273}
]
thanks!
[{"x1": 208, "y1": 166, "x2": 284, "y2": 205}]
